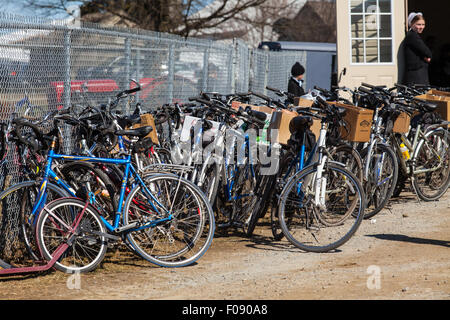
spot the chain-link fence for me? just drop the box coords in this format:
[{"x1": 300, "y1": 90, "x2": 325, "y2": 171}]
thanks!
[
  {"x1": 1, "y1": 12, "x2": 308, "y2": 113},
  {"x1": 0, "y1": 12, "x2": 308, "y2": 176},
  {"x1": 0, "y1": 12, "x2": 309, "y2": 261}
]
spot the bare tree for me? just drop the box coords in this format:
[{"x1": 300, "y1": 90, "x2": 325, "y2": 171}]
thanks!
[
  {"x1": 273, "y1": 0, "x2": 336, "y2": 43},
  {"x1": 23, "y1": 0, "x2": 270, "y2": 37},
  {"x1": 236, "y1": 0, "x2": 303, "y2": 43}
]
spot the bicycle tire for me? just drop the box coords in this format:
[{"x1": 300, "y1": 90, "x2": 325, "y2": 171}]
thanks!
[
  {"x1": 246, "y1": 173, "x2": 277, "y2": 237},
  {"x1": 329, "y1": 144, "x2": 364, "y2": 182},
  {"x1": 411, "y1": 128, "x2": 450, "y2": 201},
  {"x1": 278, "y1": 162, "x2": 365, "y2": 253},
  {"x1": 198, "y1": 162, "x2": 220, "y2": 206},
  {"x1": 233, "y1": 161, "x2": 258, "y2": 235},
  {"x1": 392, "y1": 148, "x2": 408, "y2": 198},
  {"x1": 360, "y1": 143, "x2": 398, "y2": 219},
  {"x1": 36, "y1": 197, "x2": 108, "y2": 273},
  {"x1": 270, "y1": 149, "x2": 298, "y2": 241},
  {"x1": 123, "y1": 173, "x2": 215, "y2": 267}
]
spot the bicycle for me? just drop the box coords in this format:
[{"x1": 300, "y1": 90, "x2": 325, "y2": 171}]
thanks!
[
  {"x1": 350, "y1": 84, "x2": 399, "y2": 219},
  {"x1": 186, "y1": 95, "x2": 268, "y2": 236},
  {"x1": 1, "y1": 90, "x2": 215, "y2": 274},
  {"x1": 246, "y1": 87, "x2": 364, "y2": 240},
  {"x1": 387, "y1": 86, "x2": 450, "y2": 201},
  {"x1": 275, "y1": 96, "x2": 366, "y2": 252}
]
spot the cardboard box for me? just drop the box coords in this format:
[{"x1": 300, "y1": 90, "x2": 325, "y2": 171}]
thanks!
[
  {"x1": 267, "y1": 109, "x2": 298, "y2": 145},
  {"x1": 267, "y1": 109, "x2": 321, "y2": 145},
  {"x1": 392, "y1": 112, "x2": 411, "y2": 134},
  {"x1": 231, "y1": 100, "x2": 241, "y2": 110},
  {"x1": 332, "y1": 102, "x2": 373, "y2": 142},
  {"x1": 309, "y1": 117, "x2": 321, "y2": 138},
  {"x1": 231, "y1": 101, "x2": 275, "y2": 115},
  {"x1": 133, "y1": 113, "x2": 160, "y2": 145},
  {"x1": 416, "y1": 93, "x2": 450, "y2": 122},
  {"x1": 293, "y1": 97, "x2": 314, "y2": 108},
  {"x1": 230, "y1": 102, "x2": 274, "y2": 144},
  {"x1": 427, "y1": 89, "x2": 450, "y2": 98}
]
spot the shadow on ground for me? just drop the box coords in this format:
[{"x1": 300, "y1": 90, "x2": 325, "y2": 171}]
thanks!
[{"x1": 366, "y1": 234, "x2": 450, "y2": 248}]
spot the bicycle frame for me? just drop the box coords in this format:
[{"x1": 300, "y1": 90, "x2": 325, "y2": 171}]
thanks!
[
  {"x1": 282, "y1": 119, "x2": 328, "y2": 208},
  {"x1": 31, "y1": 137, "x2": 172, "y2": 234},
  {"x1": 393, "y1": 123, "x2": 449, "y2": 176},
  {"x1": 223, "y1": 128, "x2": 256, "y2": 202}
]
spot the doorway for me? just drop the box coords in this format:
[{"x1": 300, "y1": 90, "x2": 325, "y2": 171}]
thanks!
[{"x1": 407, "y1": 0, "x2": 450, "y2": 87}]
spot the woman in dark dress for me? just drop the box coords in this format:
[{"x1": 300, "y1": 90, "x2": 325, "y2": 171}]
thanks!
[{"x1": 403, "y1": 12, "x2": 432, "y2": 86}]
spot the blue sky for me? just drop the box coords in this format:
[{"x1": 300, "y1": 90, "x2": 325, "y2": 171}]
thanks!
[
  {"x1": 0, "y1": 0, "x2": 212, "y2": 18},
  {"x1": 0, "y1": 0, "x2": 79, "y2": 19}
]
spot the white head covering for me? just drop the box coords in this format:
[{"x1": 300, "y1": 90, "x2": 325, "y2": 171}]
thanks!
[{"x1": 408, "y1": 12, "x2": 423, "y2": 28}]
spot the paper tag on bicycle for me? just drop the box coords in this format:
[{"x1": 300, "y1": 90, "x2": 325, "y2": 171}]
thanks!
[
  {"x1": 180, "y1": 116, "x2": 201, "y2": 142},
  {"x1": 180, "y1": 116, "x2": 220, "y2": 142}
]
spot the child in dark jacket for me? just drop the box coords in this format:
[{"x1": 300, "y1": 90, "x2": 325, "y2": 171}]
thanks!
[{"x1": 287, "y1": 62, "x2": 306, "y2": 103}]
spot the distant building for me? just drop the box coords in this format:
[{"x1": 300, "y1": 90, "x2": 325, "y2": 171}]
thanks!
[
  {"x1": 186, "y1": 0, "x2": 308, "y2": 47},
  {"x1": 273, "y1": 0, "x2": 336, "y2": 43}
]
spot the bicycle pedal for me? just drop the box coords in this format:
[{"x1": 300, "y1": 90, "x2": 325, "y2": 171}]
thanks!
[{"x1": 308, "y1": 225, "x2": 320, "y2": 232}]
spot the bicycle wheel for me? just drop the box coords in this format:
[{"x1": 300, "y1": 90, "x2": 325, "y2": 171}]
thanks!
[
  {"x1": 392, "y1": 153, "x2": 408, "y2": 198},
  {"x1": 278, "y1": 162, "x2": 365, "y2": 253},
  {"x1": 0, "y1": 180, "x2": 69, "y2": 269},
  {"x1": 232, "y1": 162, "x2": 259, "y2": 235},
  {"x1": 411, "y1": 129, "x2": 450, "y2": 201},
  {"x1": 36, "y1": 197, "x2": 107, "y2": 273},
  {"x1": 270, "y1": 149, "x2": 298, "y2": 241},
  {"x1": 360, "y1": 143, "x2": 398, "y2": 219},
  {"x1": 123, "y1": 173, "x2": 215, "y2": 267},
  {"x1": 197, "y1": 161, "x2": 220, "y2": 206},
  {"x1": 329, "y1": 144, "x2": 363, "y2": 182},
  {"x1": 244, "y1": 173, "x2": 269, "y2": 237}
]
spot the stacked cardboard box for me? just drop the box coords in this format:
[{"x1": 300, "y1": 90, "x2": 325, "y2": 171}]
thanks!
[
  {"x1": 231, "y1": 101, "x2": 274, "y2": 144},
  {"x1": 132, "y1": 113, "x2": 160, "y2": 145},
  {"x1": 330, "y1": 102, "x2": 373, "y2": 142},
  {"x1": 392, "y1": 112, "x2": 411, "y2": 134},
  {"x1": 416, "y1": 90, "x2": 450, "y2": 123}
]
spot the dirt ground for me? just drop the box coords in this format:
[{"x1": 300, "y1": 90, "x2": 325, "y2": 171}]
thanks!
[{"x1": 0, "y1": 189, "x2": 449, "y2": 301}]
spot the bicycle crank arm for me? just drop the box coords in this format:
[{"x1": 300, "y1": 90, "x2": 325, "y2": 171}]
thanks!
[{"x1": 82, "y1": 228, "x2": 121, "y2": 242}]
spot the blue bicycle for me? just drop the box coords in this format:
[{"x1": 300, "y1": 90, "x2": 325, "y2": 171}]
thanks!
[{"x1": 0, "y1": 89, "x2": 215, "y2": 273}]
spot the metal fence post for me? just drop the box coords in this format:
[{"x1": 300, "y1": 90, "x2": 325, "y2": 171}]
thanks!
[
  {"x1": 248, "y1": 48, "x2": 255, "y2": 92},
  {"x1": 167, "y1": 44, "x2": 175, "y2": 104},
  {"x1": 229, "y1": 38, "x2": 237, "y2": 94},
  {"x1": 136, "y1": 48, "x2": 141, "y2": 103},
  {"x1": 201, "y1": 46, "x2": 210, "y2": 92},
  {"x1": 263, "y1": 52, "x2": 269, "y2": 96},
  {"x1": 63, "y1": 29, "x2": 72, "y2": 154},
  {"x1": 124, "y1": 37, "x2": 131, "y2": 113},
  {"x1": 63, "y1": 29, "x2": 72, "y2": 110}
]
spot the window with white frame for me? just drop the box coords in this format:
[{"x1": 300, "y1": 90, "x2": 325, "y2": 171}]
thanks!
[{"x1": 350, "y1": 0, "x2": 393, "y2": 64}]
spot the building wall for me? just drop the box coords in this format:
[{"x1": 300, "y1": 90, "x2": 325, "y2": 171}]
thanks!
[{"x1": 336, "y1": 0, "x2": 406, "y2": 89}]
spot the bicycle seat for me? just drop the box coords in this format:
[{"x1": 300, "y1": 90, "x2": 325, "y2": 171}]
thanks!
[
  {"x1": 115, "y1": 125, "x2": 153, "y2": 138},
  {"x1": 414, "y1": 99, "x2": 437, "y2": 112},
  {"x1": 289, "y1": 116, "x2": 313, "y2": 134},
  {"x1": 117, "y1": 114, "x2": 141, "y2": 129}
]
